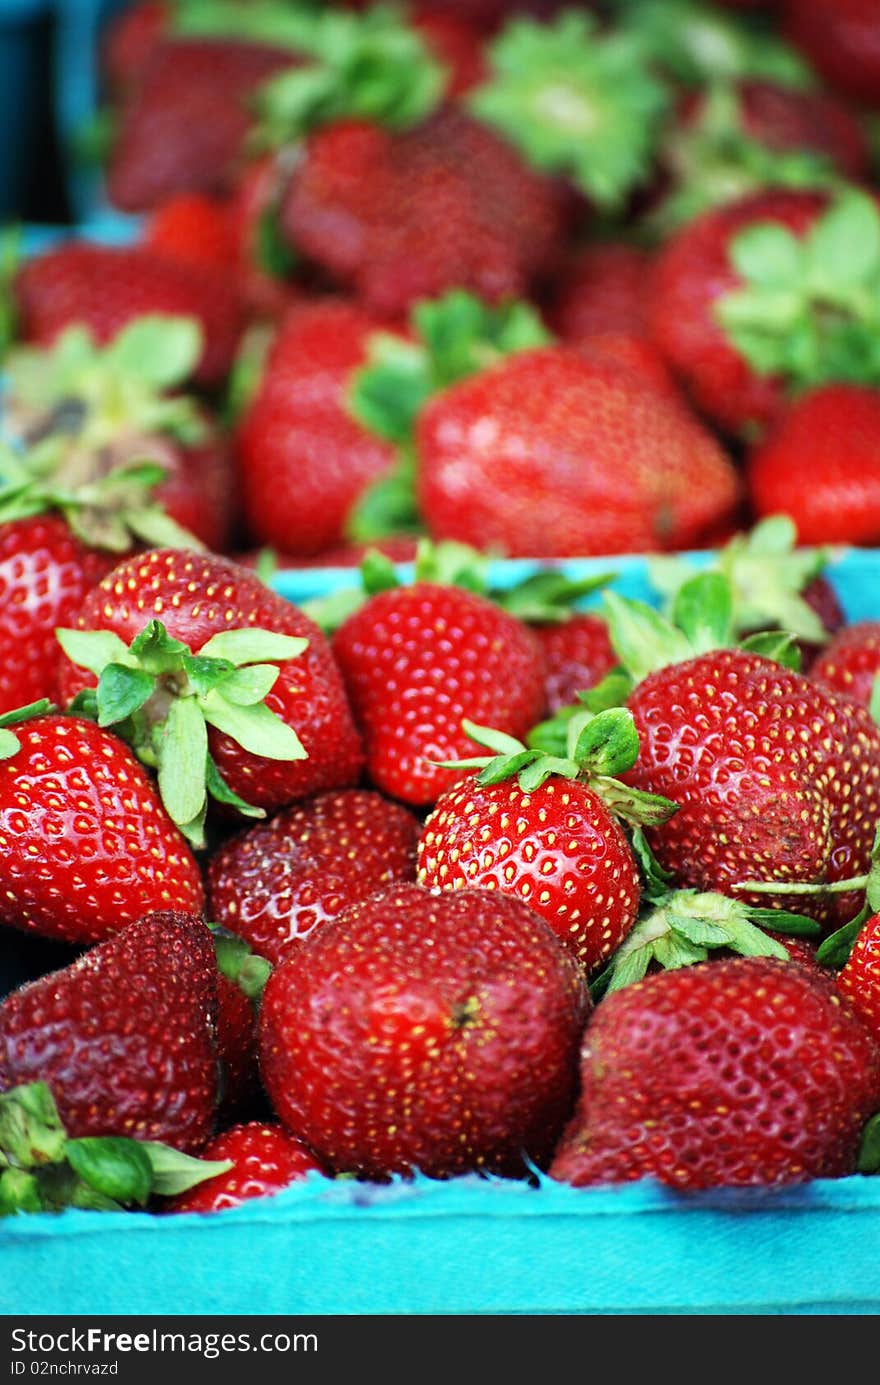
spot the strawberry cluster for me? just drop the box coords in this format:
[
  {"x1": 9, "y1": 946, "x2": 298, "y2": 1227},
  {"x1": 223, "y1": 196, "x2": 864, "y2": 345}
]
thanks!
[{"x1": 2, "y1": 0, "x2": 880, "y2": 1217}]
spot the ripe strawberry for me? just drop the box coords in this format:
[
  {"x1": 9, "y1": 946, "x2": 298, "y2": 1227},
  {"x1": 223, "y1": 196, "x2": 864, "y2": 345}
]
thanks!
[
  {"x1": 621, "y1": 642, "x2": 880, "y2": 928},
  {"x1": 331, "y1": 580, "x2": 546, "y2": 806},
  {"x1": 534, "y1": 612, "x2": 618, "y2": 713},
  {"x1": 207, "y1": 788, "x2": 421, "y2": 966},
  {"x1": 416, "y1": 347, "x2": 741, "y2": 558},
  {"x1": 545, "y1": 242, "x2": 653, "y2": 343},
  {"x1": 3, "y1": 317, "x2": 238, "y2": 554},
  {"x1": 56, "y1": 548, "x2": 365, "y2": 834},
  {"x1": 417, "y1": 709, "x2": 674, "y2": 973},
  {"x1": 168, "y1": 1121, "x2": 327, "y2": 1214},
  {"x1": 549, "y1": 955, "x2": 880, "y2": 1189},
  {"x1": 101, "y1": 0, "x2": 167, "y2": 94},
  {"x1": 0, "y1": 911, "x2": 219, "y2": 1153},
  {"x1": 14, "y1": 243, "x2": 243, "y2": 390},
  {"x1": 0, "y1": 516, "x2": 115, "y2": 715},
  {"x1": 810, "y1": 621, "x2": 880, "y2": 710},
  {"x1": 785, "y1": 0, "x2": 880, "y2": 109},
  {"x1": 412, "y1": 10, "x2": 487, "y2": 95},
  {"x1": 146, "y1": 193, "x2": 240, "y2": 274},
  {"x1": 235, "y1": 301, "x2": 399, "y2": 558},
  {"x1": 259, "y1": 883, "x2": 590, "y2": 1179},
  {"x1": 280, "y1": 109, "x2": 568, "y2": 321},
  {"x1": 720, "y1": 79, "x2": 870, "y2": 179},
  {"x1": 647, "y1": 188, "x2": 827, "y2": 435},
  {"x1": 0, "y1": 712, "x2": 204, "y2": 945},
  {"x1": 212, "y1": 930, "x2": 271, "y2": 1121},
  {"x1": 106, "y1": 37, "x2": 296, "y2": 213},
  {"x1": 747, "y1": 385, "x2": 880, "y2": 547},
  {"x1": 837, "y1": 914, "x2": 880, "y2": 1042}
]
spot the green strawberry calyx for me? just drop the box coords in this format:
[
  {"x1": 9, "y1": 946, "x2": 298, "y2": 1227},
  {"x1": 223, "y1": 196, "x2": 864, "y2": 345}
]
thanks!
[
  {"x1": 715, "y1": 187, "x2": 880, "y2": 392},
  {"x1": 615, "y1": 0, "x2": 815, "y2": 90},
  {"x1": 0, "y1": 699, "x2": 56, "y2": 761},
  {"x1": 590, "y1": 828, "x2": 820, "y2": 999},
  {"x1": 251, "y1": 3, "x2": 446, "y2": 151},
  {"x1": 0, "y1": 1082, "x2": 232, "y2": 1217},
  {"x1": 649, "y1": 80, "x2": 840, "y2": 238},
  {"x1": 56, "y1": 620, "x2": 309, "y2": 848},
  {"x1": 467, "y1": 9, "x2": 670, "y2": 211},
  {"x1": 5, "y1": 317, "x2": 207, "y2": 450},
  {"x1": 212, "y1": 927, "x2": 272, "y2": 1003},
  {"x1": 647, "y1": 514, "x2": 832, "y2": 646},
  {"x1": 435, "y1": 711, "x2": 679, "y2": 829},
  {"x1": 302, "y1": 536, "x2": 614, "y2": 634},
  {"x1": 0, "y1": 441, "x2": 202, "y2": 554},
  {"x1": 601, "y1": 568, "x2": 803, "y2": 685},
  {"x1": 345, "y1": 290, "x2": 552, "y2": 543}
]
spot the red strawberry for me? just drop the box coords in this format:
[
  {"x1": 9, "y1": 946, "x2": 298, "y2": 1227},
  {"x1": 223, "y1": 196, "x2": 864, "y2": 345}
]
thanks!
[
  {"x1": 56, "y1": 548, "x2": 365, "y2": 828},
  {"x1": 647, "y1": 188, "x2": 828, "y2": 436},
  {"x1": 534, "y1": 612, "x2": 618, "y2": 713},
  {"x1": 280, "y1": 109, "x2": 568, "y2": 321},
  {"x1": 545, "y1": 242, "x2": 653, "y2": 343},
  {"x1": 0, "y1": 516, "x2": 115, "y2": 715},
  {"x1": 101, "y1": 0, "x2": 167, "y2": 94},
  {"x1": 226, "y1": 154, "x2": 305, "y2": 322},
  {"x1": 810, "y1": 621, "x2": 880, "y2": 709},
  {"x1": 0, "y1": 713, "x2": 204, "y2": 945},
  {"x1": 416, "y1": 347, "x2": 741, "y2": 558},
  {"x1": 106, "y1": 37, "x2": 296, "y2": 213},
  {"x1": 726, "y1": 79, "x2": 870, "y2": 179},
  {"x1": 412, "y1": 11, "x2": 487, "y2": 95},
  {"x1": 747, "y1": 385, "x2": 880, "y2": 547},
  {"x1": 235, "y1": 301, "x2": 399, "y2": 558},
  {"x1": 14, "y1": 243, "x2": 243, "y2": 389},
  {"x1": 259, "y1": 883, "x2": 590, "y2": 1179},
  {"x1": 146, "y1": 193, "x2": 240, "y2": 274},
  {"x1": 416, "y1": 709, "x2": 662, "y2": 973},
  {"x1": 549, "y1": 955, "x2": 880, "y2": 1189},
  {"x1": 0, "y1": 911, "x2": 219, "y2": 1153},
  {"x1": 785, "y1": 0, "x2": 880, "y2": 110},
  {"x1": 623, "y1": 645, "x2": 880, "y2": 928},
  {"x1": 837, "y1": 914, "x2": 880, "y2": 1042},
  {"x1": 331, "y1": 580, "x2": 546, "y2": 805},
  {"x1": 207, "y1": 788, "x2": 420, "y2": 966},
  {"x1": 168, "y1": 1121, "x2": 327, "y2": 1213}
]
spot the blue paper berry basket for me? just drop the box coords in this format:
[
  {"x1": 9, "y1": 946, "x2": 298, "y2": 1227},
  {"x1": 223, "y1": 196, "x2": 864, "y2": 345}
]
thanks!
[{"x1": 1, "y1": 547, "x2": 880, "y2": 1317}]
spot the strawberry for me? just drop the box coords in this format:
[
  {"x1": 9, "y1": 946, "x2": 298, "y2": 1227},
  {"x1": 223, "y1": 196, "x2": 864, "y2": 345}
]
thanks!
[
  {"x1": 648, "y1": 187, "x2": 880, "y2": 437},
  {"x1": 331, "y1": 577, "x2": 546, "y2": 806},
  {"x1": 14, "y1": 243, "x2": 243, "y2": 390},
  {"x1": 747, "y1": 385, "x2": 880, "y2": 547},
  {"x1": 544, "y1": 243, "x2": 652, "y2": 343},
  {"x1": 106, "y1": 36, "x2": 296, "y2": 213},
  {"x1": 279, "y1": 109, "x2": 568, "y2": 321},
  {"x1": 101, "y1": 0, "x2": 167, "y2": 95},
  {"x1": 603, "y1": 579, "x2": 880, "y2": 930},
  {"x1": 0, "y1": 515, "x2": 115, "y2": 716},
  {"x1": 549, "y1": 955, "x2": 880, "y2": 1189},
  {"x1": 0, "y1": 911, "x2": 219, "y2": 1153},
  {"x1": 415, "y1": 346, "x2": 741, "y2": 558},
  {"x1": 810, "y1": 621, "x2": 880, "y2": 711},
  {"x1": 412, "y1": 10, "x2": 487, "y2": 95},
  {"x1": 212, "y1": 931, "x2": 272, "y2": 1121},
  {"x1": 3, "y1": 316, "x2": 237, "y2": 553},
  {"x1": 55, "y1": 547, "x2": 365, "y2": 843},
  {"x1": 785, "y1": 0, "x2": 880, "y2": 110},
  {"x1": 837, "y1": 914, "x2": 880, "y2": 1043},
  {"x1": 258, "y1": 883, "x2": 590, "y2": 1179},
  {"x1": 168, "y1": 1121, "x2": 327, "y2": 1214},
  {"x1": 146, "y1": 193, "x2": 240, "y2": 274},
  {"x1": 535, "y1": 612, "x2": 618, "y2": 713},
  {"x1": 0, "y1": 710, "x2": 204, "y2": 945},
  {"x1": 234, "y1": 301, "x2": 400, "y2": 558},
  {"x1": 206, "y1": 788, "x2": 421, "y2": 966},
  {"x1": 417, "y1": 710, "x2": 676, "y2": 973}
]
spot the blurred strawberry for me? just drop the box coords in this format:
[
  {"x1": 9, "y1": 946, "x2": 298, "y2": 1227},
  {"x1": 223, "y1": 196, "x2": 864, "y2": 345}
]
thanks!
[
  {"x1": 785, "y1": 0, "x2": 880, "y2": 110},
  {"x1": 14, "y1": 243, "x2": 243, "y2": 389},
  {"x1": 106, "y1": 37, "x2": 296, "y2": 213},
  {"x1": 810, "y1": 622, "x2": 880, "y2": 710},
  {"x1": 235, "y1": 300, "x2": 400, "y2": 558},
  {"x1": 146, "y1": 193, "x2": 240, "y2": 274},
  {"x1": 545, "y1": 243, "x2": 653, "y2": 343},
  {"x1": 747, "y1": 385, "x2": 880, "y2": 546}
]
